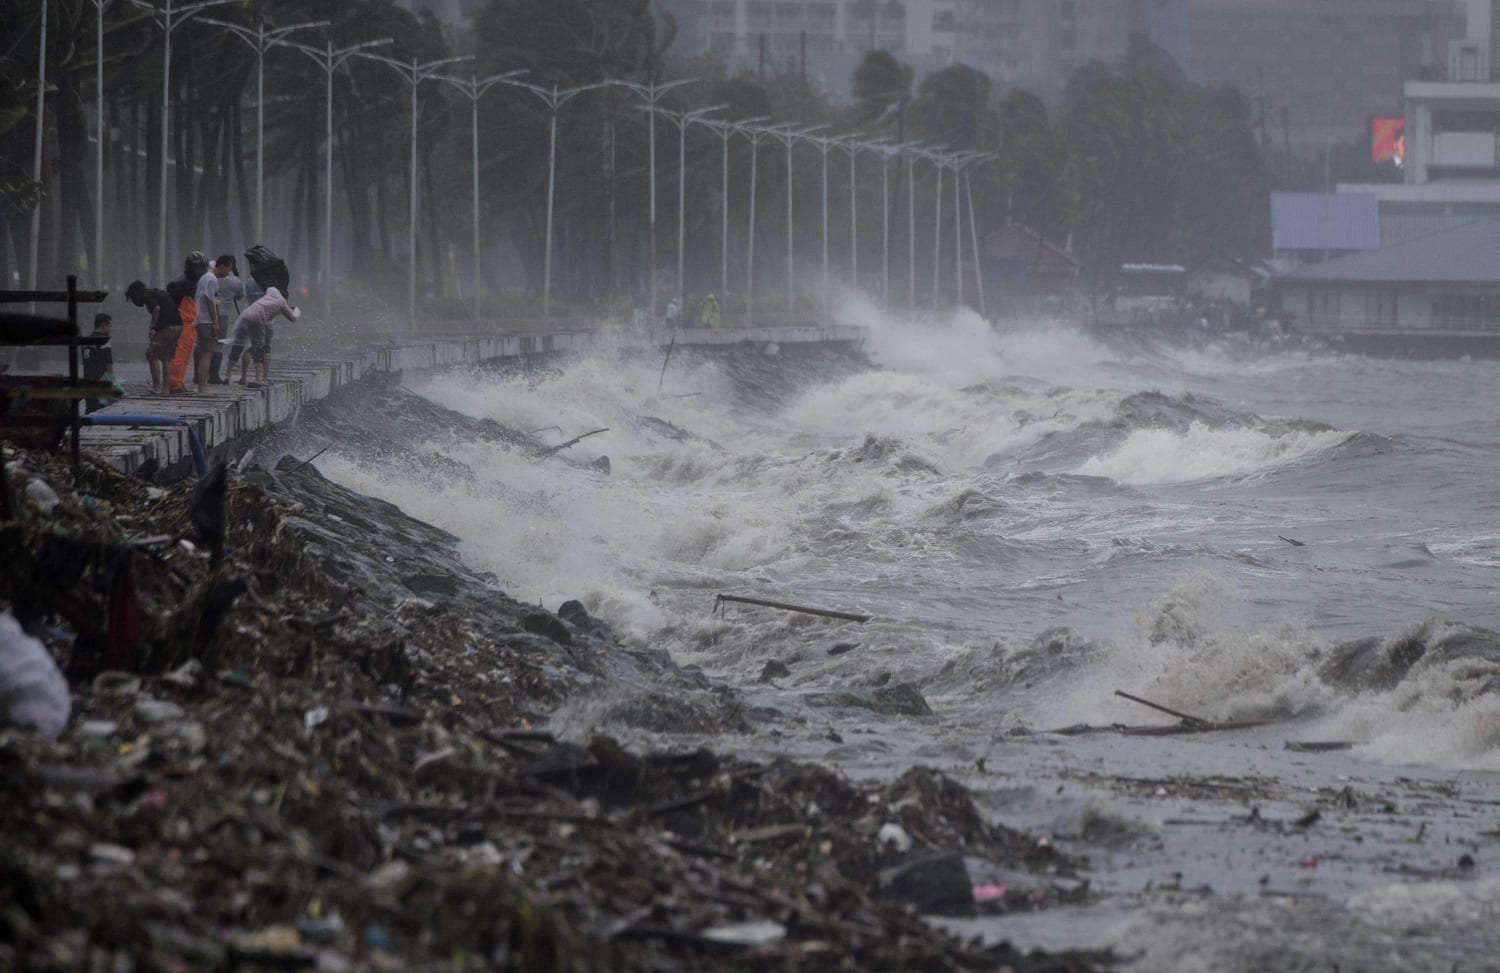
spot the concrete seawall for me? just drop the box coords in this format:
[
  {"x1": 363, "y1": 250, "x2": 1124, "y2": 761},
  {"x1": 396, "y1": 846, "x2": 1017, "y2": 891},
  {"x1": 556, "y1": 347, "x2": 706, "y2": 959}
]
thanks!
[{"x1": 79, "y1": 323, "x2": 865, "y2": 478}]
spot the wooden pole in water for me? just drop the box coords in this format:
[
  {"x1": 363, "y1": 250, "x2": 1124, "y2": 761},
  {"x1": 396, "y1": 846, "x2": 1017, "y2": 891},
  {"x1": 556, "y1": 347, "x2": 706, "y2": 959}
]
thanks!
[{"x1": 714, "y1": 593, "x2": 869, "y2": 623}]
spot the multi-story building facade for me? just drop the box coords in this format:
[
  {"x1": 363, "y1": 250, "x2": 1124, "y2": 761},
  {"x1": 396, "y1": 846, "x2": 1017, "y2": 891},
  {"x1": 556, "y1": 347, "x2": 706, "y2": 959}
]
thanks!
[
  {"x1": 693, "y1": 0, "x2": 1170, "y2": 104},
  {"x1": 1189, "y1": 0, "x2": 1459, "y2": 163}
]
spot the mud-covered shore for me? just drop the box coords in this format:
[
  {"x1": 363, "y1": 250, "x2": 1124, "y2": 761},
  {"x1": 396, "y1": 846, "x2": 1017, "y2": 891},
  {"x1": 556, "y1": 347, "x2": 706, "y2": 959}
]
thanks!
[{"x1": 0, "y1": 426, "x2": 1104, "y2": 972}]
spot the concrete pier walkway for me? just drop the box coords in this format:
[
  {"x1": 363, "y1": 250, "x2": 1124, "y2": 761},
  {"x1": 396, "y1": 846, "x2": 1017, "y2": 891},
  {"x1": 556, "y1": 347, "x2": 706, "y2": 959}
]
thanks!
[{"x1": 78, "y1": 323, "x2": 865, "y2": 478}]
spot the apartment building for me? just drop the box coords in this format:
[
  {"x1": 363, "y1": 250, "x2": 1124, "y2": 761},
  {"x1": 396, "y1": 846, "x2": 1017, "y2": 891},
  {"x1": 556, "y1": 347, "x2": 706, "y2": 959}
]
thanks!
[{"x1": 1189, "y1": 0, "x2": 1459, "y2": 160}]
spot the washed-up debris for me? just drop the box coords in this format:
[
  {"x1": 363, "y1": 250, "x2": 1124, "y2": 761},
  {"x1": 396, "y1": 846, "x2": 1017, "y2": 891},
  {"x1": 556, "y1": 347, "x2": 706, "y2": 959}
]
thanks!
[
  {"x1": 541, "y1": 427, "x2": 610, "y2": 456},
  {"x1": 0, "y1": 447, "x2": 1105, "y2": 972},
  {"x1": 1052, "y1": 690, "x2": 1278, "y2": 737},
  {"x1": 0, "y1": 613, "x2": 70, "y2": 740},
  {"x1": 714, "y1": 593, "x2": 871, "y2": 623},
  {"x1": 1285, "y1": 740, "x2": 1356, "y2": 753}
]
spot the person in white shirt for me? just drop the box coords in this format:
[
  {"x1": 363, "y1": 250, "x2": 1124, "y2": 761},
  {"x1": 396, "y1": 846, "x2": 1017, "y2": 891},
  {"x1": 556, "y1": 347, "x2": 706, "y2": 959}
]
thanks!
[{"x1": 193, "y1": 255, "x2": 232, "y2": 394}]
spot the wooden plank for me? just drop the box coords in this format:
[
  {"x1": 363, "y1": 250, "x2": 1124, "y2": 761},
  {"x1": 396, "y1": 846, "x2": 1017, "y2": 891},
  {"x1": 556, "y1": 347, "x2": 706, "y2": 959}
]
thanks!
[{"x1": 0, "y1": 289, "x2": 108, "y2": 304}]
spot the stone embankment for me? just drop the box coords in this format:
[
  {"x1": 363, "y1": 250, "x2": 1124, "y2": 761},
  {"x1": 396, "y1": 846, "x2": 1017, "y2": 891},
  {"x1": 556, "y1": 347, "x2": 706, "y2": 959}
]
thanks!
[{"x1": 80, "y1": 323, "x2": 864, "y2": 479}]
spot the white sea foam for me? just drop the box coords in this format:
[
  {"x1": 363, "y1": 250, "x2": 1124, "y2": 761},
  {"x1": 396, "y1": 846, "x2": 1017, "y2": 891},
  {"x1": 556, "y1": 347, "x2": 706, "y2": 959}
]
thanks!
[{"x1": 1076, "y1": 421, "x2": 1350, "y2": 484}]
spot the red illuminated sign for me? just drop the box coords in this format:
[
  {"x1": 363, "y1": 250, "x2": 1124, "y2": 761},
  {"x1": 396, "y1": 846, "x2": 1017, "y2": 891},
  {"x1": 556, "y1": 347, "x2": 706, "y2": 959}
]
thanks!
[{"x1": 1372, "y1": 116, "x2": 1405, "y2": 164}]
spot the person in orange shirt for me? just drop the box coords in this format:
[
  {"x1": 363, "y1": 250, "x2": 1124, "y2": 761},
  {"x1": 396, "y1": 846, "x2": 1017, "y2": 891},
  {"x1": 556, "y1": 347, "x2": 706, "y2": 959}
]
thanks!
[{"x1": 164, "y1": 252, "x2": 207, "y2": 393}]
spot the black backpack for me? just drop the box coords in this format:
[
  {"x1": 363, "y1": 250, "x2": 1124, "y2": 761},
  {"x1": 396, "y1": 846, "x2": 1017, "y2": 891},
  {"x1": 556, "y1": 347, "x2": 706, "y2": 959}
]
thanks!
[{"x1": 244, "y1": 245, "x2": 291, "y2": 295}]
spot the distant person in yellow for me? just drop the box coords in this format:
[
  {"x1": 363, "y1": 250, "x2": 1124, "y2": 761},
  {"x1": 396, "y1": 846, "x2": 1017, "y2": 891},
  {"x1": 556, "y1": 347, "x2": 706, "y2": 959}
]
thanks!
[{"x1": 700, "y1": 293, "x2": 720, "y2": 329}]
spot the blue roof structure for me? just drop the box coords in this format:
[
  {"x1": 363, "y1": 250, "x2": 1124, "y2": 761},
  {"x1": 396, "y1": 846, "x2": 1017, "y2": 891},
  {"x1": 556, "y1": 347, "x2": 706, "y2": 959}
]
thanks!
[{"x1": 1271, "y1": 192, "x2": 1381, "y2": 252}]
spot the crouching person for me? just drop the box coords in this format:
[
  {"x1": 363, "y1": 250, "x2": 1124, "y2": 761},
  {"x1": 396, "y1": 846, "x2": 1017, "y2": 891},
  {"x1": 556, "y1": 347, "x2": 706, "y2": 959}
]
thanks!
[{"x1": 223, "y1": 286, "x2": 300, "y2": 387}]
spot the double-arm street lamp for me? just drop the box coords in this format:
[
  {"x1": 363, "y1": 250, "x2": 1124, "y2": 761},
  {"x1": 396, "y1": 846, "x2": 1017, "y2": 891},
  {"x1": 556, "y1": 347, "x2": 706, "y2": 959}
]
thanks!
[
  {"x1": 693, "y1": 115, "x2": 767, "y2": 317},
  {"x1": 765, "y1": 123, "x2": 828, "y2": 315},
  {"x1": 198, "y1": 15, "x2": 329, "y2": 244},
  {"x1": 435, "y1": 69, "x2": 528, "y2": 324},
  {"x1": 274, "y1": 37, "x2": 392, "y2": 323},
  {"x1": 839, "y1": 135, "x2": 882, "y2": 295},
  {"x1": 947, "y1": 150, "x2": 988, "y2": 311},
  {"x1": 656, "y1": 103, "x2": 727, "y2": 309},
  {"x1": 360, "y1": 53, "x2": 473, "y2": 330},
  {"x1": 503, "y1": 80, "x2": 611, "y2": 319},
  {"x1": 737, "y1": 123, "x2": 780, "y2": 323},
  {"x1": 129, "y1": 0, "x2": 238, "y2": 286},
  {"x1": 610, "y1": 78, "x2": 697, "y2": 314}
]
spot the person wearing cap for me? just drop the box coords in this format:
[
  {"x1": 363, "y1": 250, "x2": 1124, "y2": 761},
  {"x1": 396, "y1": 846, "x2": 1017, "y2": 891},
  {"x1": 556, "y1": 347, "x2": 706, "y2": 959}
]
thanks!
[
  {"x1": 222, "y1": 286, "x2": 300, "y2": 387},
  {"x1": 700, "y1": 293, "x2": 720, "y2": 329}
]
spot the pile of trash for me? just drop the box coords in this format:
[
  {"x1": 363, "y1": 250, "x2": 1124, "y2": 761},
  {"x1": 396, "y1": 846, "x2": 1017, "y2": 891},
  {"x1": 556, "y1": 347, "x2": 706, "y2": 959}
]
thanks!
[{"x1": 0, "y1": 446, "x2": 1107, "y2": 971}]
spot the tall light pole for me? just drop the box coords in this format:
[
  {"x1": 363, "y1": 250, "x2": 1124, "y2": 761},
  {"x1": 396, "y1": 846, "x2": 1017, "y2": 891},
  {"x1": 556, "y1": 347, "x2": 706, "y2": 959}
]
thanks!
[
  {"x1": 199, "y1": 15, "x2": 329, "y2": 245},
  {"x1": 92, "y1": 0, "x2": 103, "y2": 285},
  {"x1": 739, "y1": 124, "x2": 777, "y2": 323},
  {"x1": 905, "y1": 146, "x2": 918, "y2": 317},
  {"x1": 610, "y1": 78, "x2": 697, "y2": 316},
  {"x1": 276, "y1": 37, "x2": 392, "y2": 324},
  {"x1": 809, "y1": 134, "x2": 836, "y2": 309},
  {"x1": 27, "y1": 0, "x2": 47, "y2": 297},
  {"x1": 129, "y1": 0, "x2": 238, "y2": 287},
  {"x1": 695, "y1": 115, "x2": 768, "y2": 317},
  {"x1": 836, "y1": 134, "x2": 877, "y2": 295},
  {"x1": 656, "y1": 103, "x2": 727, "y2": 309},
  {"x1": 361, "y1": 53, "x2": 472, "y2": 330},
  {"x1": 930, "y1": 151, "x2": 944, "y2": 310},
  {"x1": 949, "y1": 151, "x2": 986, "y2": 310},
  {"x1": 965, "y1": 165, "x2": 986, "y2": 318},
  {"x1": 878, "y1": 142, "x2": 915, "y2": 311},
  {"x1": 766, "y1": 123, "x2": 827, "y2": 316},
  {"x1": 436, "y1": 69, "x2": 528, "y2": 325},
  {"x1": 500, "y1": 80, "x2": 611, "y2": 319}
]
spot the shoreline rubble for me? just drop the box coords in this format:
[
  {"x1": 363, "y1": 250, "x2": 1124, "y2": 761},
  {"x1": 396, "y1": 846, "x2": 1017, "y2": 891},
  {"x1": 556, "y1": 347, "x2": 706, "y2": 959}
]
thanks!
[{"x1": 0, "y1": 444, "x2": 1108, "y2": 971}]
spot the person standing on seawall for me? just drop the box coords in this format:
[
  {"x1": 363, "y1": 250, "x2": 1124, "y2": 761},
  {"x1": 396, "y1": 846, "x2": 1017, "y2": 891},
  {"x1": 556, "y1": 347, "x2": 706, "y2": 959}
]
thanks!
[
  {"x1": 165, "y1": 252, "x2": 207, "y2": 393},
  {"x1": 125, "y1": 280, "x2": 181, "y2": 395},
  {"x1": 193, "y1": 256, "x2": 231, "y2": 395},
  {"x1": 700, "y1": 293, "x2": 720, "y2": 329},
  {"x1": 208, "y1": 256, "x2": 245, "y2": 384},
  {"x1": 665, "y1": 296, "x2": 681, "y2": 329}
]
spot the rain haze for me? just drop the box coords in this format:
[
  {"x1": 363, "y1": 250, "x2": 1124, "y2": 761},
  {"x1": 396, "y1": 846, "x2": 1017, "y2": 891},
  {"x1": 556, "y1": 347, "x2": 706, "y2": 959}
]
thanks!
[{"x1": 3, "y1": 1, "x2": 1500, "y2": 970}]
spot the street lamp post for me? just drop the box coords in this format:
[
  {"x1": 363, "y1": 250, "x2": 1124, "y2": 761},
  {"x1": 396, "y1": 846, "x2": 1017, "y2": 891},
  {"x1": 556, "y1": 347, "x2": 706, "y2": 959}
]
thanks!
[
  {"x1": 435, "y1": 69, "x2": 528, "y2": 324},
  {"x1": 807, "y1": 135, "x2": 834, "y2": 309},
  {"x1": 199, "y1": 15, "x2": 329, "y2": 245},
  {"x1": 695, "y1": 115, "x2": 768, "y2": 318},
  {"x1": 931, "y1": 151, "x2": 944, "y2": 310},
  {"x1": 27, "y1": 0, "x2": 47, "y2": 297},
  {"x1": 949, "y1": 151, "x2": 985, "y2": 310},
  {"x1": 275, "y1": 37, "x2": 391, "y2": 325},
  {"x1": 738, "y1": 124, "x2": 777, "y2": 323},
  {"x1": 965, "y1": 167, "x2": 985, "y2": 317},
  {"x1": 766, "y1": 123, "x2": 827, "y2": 316},
  {"x1": 610, "y1": 78, "x2": 697, "y2": 317},
  {"x1": 837, "y1": 135, "x2": 877, "y2": 295},
  {"x1": 129, "y1": 0, "x2": 238, "y2": 287},
  {"x1": 655, "y1": 103, "x2": 727, "y2": 310},
  {"x1": 91, "y1": 0, "x2": 102, "y2": 285},
  {"x1": 500, "y1": 80, "x2": 611, "y2": 319},
  {"x1": 362, "y1": 53, "x2": 472, "y2": 331},
  {"x1": 899, "y1": 147, "x2": 922, "y2": 313}
]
